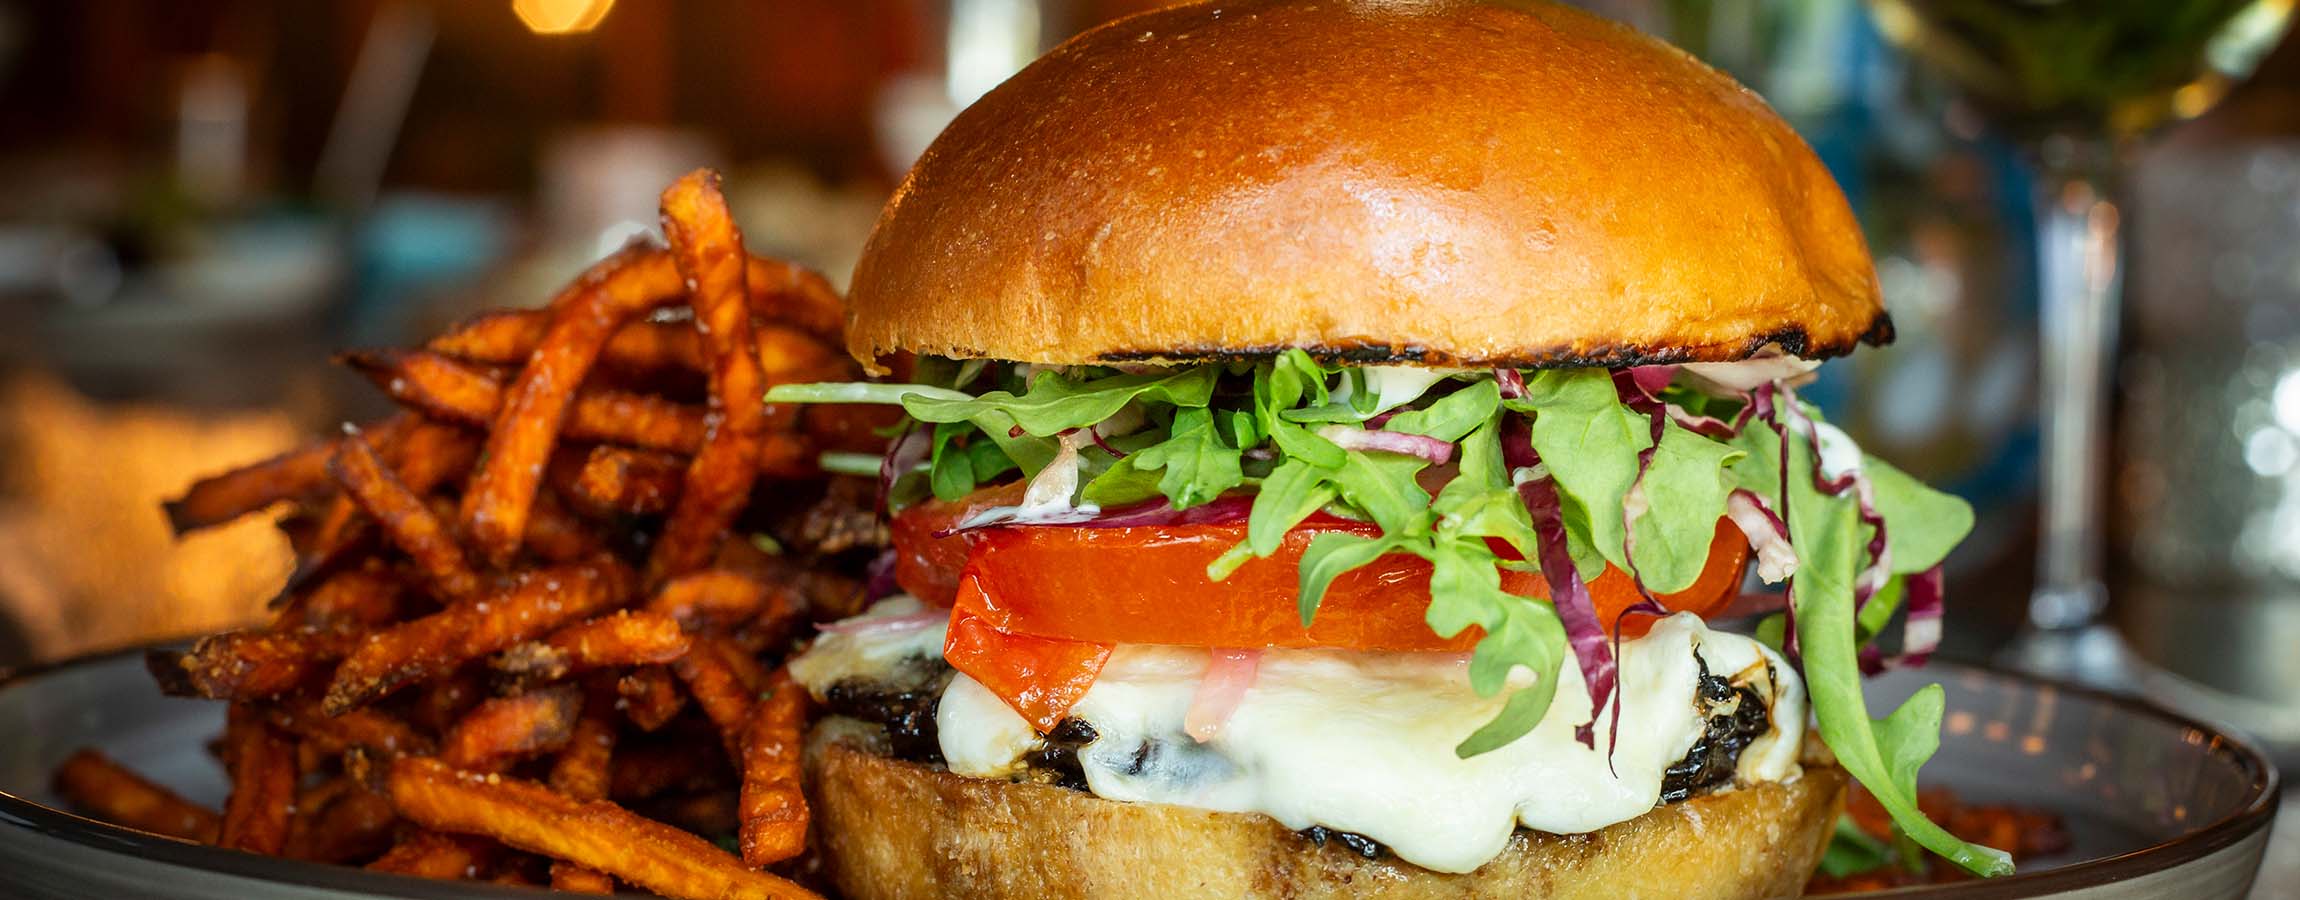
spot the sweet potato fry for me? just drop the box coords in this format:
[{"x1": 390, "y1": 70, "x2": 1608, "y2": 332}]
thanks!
[
  {"x1": 441, "y1": 684, "x2": 583, "y2": 773},
  {"x1": 742, "y1": 255, "x2": 845, "y2": 344},
  {"x1": 496, "y1": 610, "x2": 690, "y2": 679},
  {"x1": 755, "y1": 322, "x2": 852, "y2": 387},
  {"x1": 649, "y1": 171, "x2": 772, "y2": 583},
  {"x1": 460, "y1": 246, "x2": 690, "y2": 567},
  {"x1": 672, "y1": 638, "x2": 764, "y2": 758},
  {"x1": 51, "y1": 749, "x2": 220, "y2": 842},
  {"x1": 323, "y1": 560, "x2": 632, "y2": 713},
  {"x1": 343, "y1": 348, "x2": 709, "y2": 456},
  {"x1": 277, "y1": 565, "x2": 405, "y2": 629},
  {"x1": 219, "y1": 704, "x2": 297, "y2": 854},
  {"x1": 545, "y1": 690, "x2": 621, "y2": 893},
  {"x1": 162, "y1": 415, "x2": 413, "y2": 534},
  {"x1": 646, "y1": 568, "x2": 793, "y2": 632},
  {"x1": 739, "y1": 676, "x2": 810, "y2": 866},
  {"x1": 294, "y1": 783, "x2": 397, "y2": 864},
  {"x1": 558, "y1": 445, "x2": 685, "y2": 517},
  {"x1": 367, "y1": 829, "x2": 495, "y2": 879},
  {"x1": 433, "y1": 309, "x2": 705, "y2": 373},
  {"x1": 616, "y1": 665, "x2": 687, "y2": 732},
  {"x1": 524, "y1": 490, "x2": 609, "y2": 562},
  {"x1": 153, "y1": 628, "x2": 360, "y2": 701},
  {"x1": 267, "y1": 696, "x2": 434, "y2": 759},
  {"x1": 386, "y1": 757, "x2": 819, "y2": 900},
  {"x1": 330, "y1": 426, "x2": 483, "y2": 603}
]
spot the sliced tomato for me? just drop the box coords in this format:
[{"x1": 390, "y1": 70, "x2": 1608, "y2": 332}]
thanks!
[
  {"x1": 943, "y1": 573, "x2": 1111, "y2": 733},
  {"x1": 891, "y1": 481, "x2": 1026, "y2": 605},
  {"x1": 897, "y1": 500, "x2": 1749, "y2": 646}
]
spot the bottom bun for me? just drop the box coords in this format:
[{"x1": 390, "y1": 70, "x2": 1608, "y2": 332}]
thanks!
[{"x1": 805, "y1": 721, "x2": 1847, "y2": 900}]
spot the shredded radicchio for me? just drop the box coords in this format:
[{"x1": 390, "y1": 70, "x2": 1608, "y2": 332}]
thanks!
[
  {"x1": 879, "y1": 423, "x2": 932, "y2": 511},
  {"x1": 1514, "y1": 471, "x2": 1615, "y2": 749},
  {"x1": 1859, "y1": 565, "x2": 1945, "y2": 674},
  {"x1": 1726, "y1": 489, "x2": 1797, "y2": 582},
  {"x1": 864, "y1": 548, "x2": 900, "y2": 601},
  {"x1": 1315, "y1": 424, "x2": 1454, "y2": 465}
]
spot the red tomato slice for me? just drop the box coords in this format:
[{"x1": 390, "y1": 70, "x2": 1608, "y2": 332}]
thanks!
[
  {"x1": 895, "y1": 493, "x2": 1750, "y2": 647},
  {"x1": 943, "y1": 572, "x2": 1111, "y2": 733}
]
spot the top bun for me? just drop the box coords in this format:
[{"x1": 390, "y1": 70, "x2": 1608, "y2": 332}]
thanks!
[{"x1": 844, "y1": 0, "x2": 1888, "y2": 372}]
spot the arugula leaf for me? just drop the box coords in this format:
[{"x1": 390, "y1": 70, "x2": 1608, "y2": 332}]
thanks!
[
  {"x1": 1509, "y1": 369, "x2": 1652, "y2": 574},
  {"x1": 763, "y1": 382, "x2": 973, "y2": 405},
  {"x1": 1128, "y1": 407, "x2": 1245, "y2": 509},
  {"x1": 1816, "y1": 815, "x2": 1900, "y2": 878},
  {"x1": 1295, "y1": 532, "x2": 1398, "y2": 626},
  {"x1": 1629, "y1": 425, "x2": 1741, "y2": 592},
  {"x1": 1786, "y1": 432, "x2": 2013, "y2": 878},
  {"x1": 900, "y1": 367, "x2": 1219, "y2": 436},
  {"x1": 1866, "y1": 456, "x2": 1974, "y2": 573},
  {"x1": 1385, "y1": 379, "x2": 1500, "y2": 442},
  {"x1": 1455, "y1": 601, "x2": 1568, "y2": 757},
  {"x1": 1324, "y1": 452, "x2": 1431, "y2": 535},
  {"x1": 1247, "y1": 459, "x2": 1339, "y2": 557},
  {"x1": 928, "y1": 422, "x2": 976, "y2": 501}
]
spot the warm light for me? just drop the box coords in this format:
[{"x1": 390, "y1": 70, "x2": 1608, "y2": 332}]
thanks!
[{"x1": 514, "y1": 0, "x2": 616, "y2": 34}]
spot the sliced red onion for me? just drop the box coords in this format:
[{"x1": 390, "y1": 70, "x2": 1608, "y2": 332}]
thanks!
[
  {"x1": 943, "y1": 493, "x2": 1257, "y2": 535},
  {"x1": 1726, "y1": 489, "x2": 1798, "y2": 583},
  {"x1": 879, "y1": 423, "x2": 931, "y2": 511},
  {"x1": 1516, "y1": 473, "x2": 1614, "y2": 749},
  {"x1": 1859, "y1": 565, "x2": 1944, "y2": 674},
  {"x1": 864, "y1": 548, "x2": 900, "y2": 600},
  {"x1": 1776, "y1": 386, "x2": 1892, "y2": 605},
  {"x1": 1185, "y1": 648, "x2": 1261, "y2": 742},
  {"x1": 817, "y1": 607, "x2": 949, "y2": 638},
  {"x1": 1314, "y1": 424, "x2": 1454, "y2": 465},
  {"x1": 1493, "y1": 368, "x2": 1527, "y2": 400},
  {"x1": 1612, "y1": 368, "x2": 1751, "y2": 440}
]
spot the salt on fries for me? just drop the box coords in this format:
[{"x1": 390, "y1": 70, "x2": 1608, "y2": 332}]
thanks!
[{"x1": 61, "y1": 170, "x2": 876, "y2": 898}]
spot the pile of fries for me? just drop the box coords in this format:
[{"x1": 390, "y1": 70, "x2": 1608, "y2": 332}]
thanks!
[{"x1": 52, "y1": 170, "x2": 887, "y2": 899}]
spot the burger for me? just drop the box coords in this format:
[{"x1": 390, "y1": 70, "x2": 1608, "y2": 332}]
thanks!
[{"x1": 769, "y1": 0, "x2": 2012, "y2": 896}]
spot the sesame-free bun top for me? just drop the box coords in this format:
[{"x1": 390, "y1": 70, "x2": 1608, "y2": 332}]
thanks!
[{"x1": 844, "y1": 0, "x2": 1889, "y2": 372}]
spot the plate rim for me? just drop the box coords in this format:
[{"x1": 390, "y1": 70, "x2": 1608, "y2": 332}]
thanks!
[{"x1": 0, "y1": 639, "x2": 2282, "y2": 898}]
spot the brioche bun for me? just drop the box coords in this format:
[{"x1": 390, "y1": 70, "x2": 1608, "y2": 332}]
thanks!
[
  {"x1": 844, "y1": 0, "x2": 1887, "y2": 372},
  {"x1": 805, "y1": 725, "x2": 1847, "y2": 900}
]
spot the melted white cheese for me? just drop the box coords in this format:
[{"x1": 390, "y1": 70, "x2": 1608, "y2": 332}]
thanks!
[{"x1": 793, "y1": 605, "x2": 1805, "y2": 875}]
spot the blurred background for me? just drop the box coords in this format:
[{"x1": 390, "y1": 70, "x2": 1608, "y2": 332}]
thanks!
[{"x1": 0, "y1": 0, "x2": 2296, "y2": 765}]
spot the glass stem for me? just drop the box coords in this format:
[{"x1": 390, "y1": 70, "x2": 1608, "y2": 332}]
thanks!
[{"x1": 2029, "y1": 159, "x2": 2122, "y2": 631}]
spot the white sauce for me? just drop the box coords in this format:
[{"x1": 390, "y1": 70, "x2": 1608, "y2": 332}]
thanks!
[{"x1": 793, "y1": 606, "x2": 1806, "y2": 875}]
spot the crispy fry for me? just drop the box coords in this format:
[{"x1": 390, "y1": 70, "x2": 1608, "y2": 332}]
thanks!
[
  {"x1": 673, "y1": 639, "x2": 763, "y2": 757},
  {"x1": 330, "y1": 426, "x2": 483, "y2": 603},
  {"x1": 524, "y1": 490, "x2": 608, "y2": 562},
  {"x1": 650, "y1": 171, "x2": 773, "y2": 583},
  {"x1": 460, "y1": 247, "x2": 689, "y2": 567},
  {"x1": 646, "y1": 568, "x2": 795, "y2": 632},
  {"x1": 433, "y1": 309, "x2": 705, "y2": 373},
  {"x1": 496, "y1": 610, "x2": 690, "y2": 679},
  {"x1": 386, "y1": 757, "x2": 818, "y2": 900},
  {"x1": 558, "y1": 445, "x2": 685, "y2": 517},
  {"x1": 297, "y1": 784, "x2": 397, "y2": 864},
  {"x1": 218, "y1": 704, "x2": 297, "y2": 854},
  {"x1": 546, "y1": 690, "x2": 622, "y2": 894},
  {"x1": 367, "y1": 830, "x2": 494, "y2": 879},
  {"x1": 286, "y1": 420, "x2": 479, "y2": 601},
  {"x1": 277, "y1": 565, "x2": 405, "y2": 629},
  {"x1": 267, "y1": 696, "x2": 434, "y2": 759},
  {"x1": 163, "y1": 416, "x2": 412, "y2": 534},
  {"x1": 739, "y1": 676, "x2": 810, "y2": 866},
  {"x1": 51, "y1": 749, "x2": 221, "y2": 842},
  {"x1": 441, "y1": 684, "x2": 583, "y2": 773},
  {"x1": 153, "y1": 628, "x2": 360, "y2": 701},
  {"x1": 755, "y1": 322, "x2": 852, "y2": 387},
  {"x1": 616, "y1": 665, "x2": 687, "y2": 732},
  {"x1": 344, "y1": 348, "x2": 709, "y2": 456},
  {"x1": 552, "y1": 863, "x2": 618, "y2": 893},
  {"x1": 324, "y1": 560, "x2": 632, "y2": 713},
  {"x1": 742, "y1": 255, "x2": 846, "y2": 344}
]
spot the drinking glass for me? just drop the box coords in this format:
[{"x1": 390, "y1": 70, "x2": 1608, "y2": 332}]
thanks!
[{"x1": 1865, "y1": 0, "x2": 2296, "y2": 682}]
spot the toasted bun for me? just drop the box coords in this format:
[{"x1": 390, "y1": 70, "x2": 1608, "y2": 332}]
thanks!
[
  {"x1": 806, "y1": 728, "x2": 1847, "y2": 900},
  {"x1": 845, "y1": 0, "x2": 1886, "y2": 372}
]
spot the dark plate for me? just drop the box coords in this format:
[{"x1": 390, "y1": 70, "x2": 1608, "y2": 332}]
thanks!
[{"x1": 0, "y1": 641, "x2": 2279, "y2": 898}]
